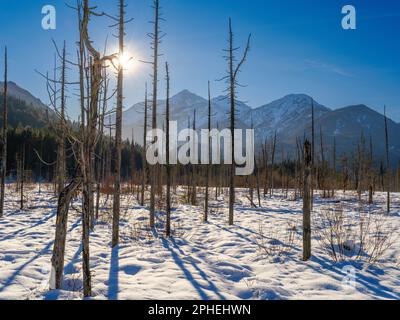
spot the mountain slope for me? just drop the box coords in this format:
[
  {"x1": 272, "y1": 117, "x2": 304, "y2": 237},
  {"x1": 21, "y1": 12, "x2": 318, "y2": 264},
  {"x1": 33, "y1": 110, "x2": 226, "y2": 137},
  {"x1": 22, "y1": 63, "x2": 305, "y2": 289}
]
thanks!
[
  {"x1": 121, "y1": 90, "x2": 400, "y2": 163},
  {"x1": 122, "y1": 90, "x2": 252, "y2": 143},
  {"x1": 308, "y1": 105, "x2": 400, "y2": 163},
  {"x1": 250, "y1": 94, "x2": 331, "y2": 142},
  {"x1": 0, "y1": 81, "x2": 49, "y2": 111},
  {"x1": 0, "y1": 81, "x2": 54, "y2": 128}
]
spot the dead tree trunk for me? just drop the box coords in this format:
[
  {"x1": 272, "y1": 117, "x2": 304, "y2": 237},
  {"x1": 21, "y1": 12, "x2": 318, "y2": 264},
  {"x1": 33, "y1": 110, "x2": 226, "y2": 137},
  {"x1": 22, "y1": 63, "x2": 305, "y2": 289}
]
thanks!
[
  {"x1": 303, "y1": 140, "x2": 312, "y2": 261},
  {"x1": 20, "y1": 144, "x2": 25, "y2": 210},
  {"x1": 56, "y1": 42, "x2": 67, "y2": 195},
  {"x1": 251, "y1": 118, "x2": 261, "y2": 207},
  {"x1": 141, "y1": 84, "x2": 148, "y2": 207},
  {"x1": 319, "y1": 126, "x2": 326, "y2": 198},
  {"x1": 165, "y1": 62, "x2": 171, "y2": 237},
  {"x1": 311, "y1": 99, "x2": 315, "y2": 209},
  {"x1": 262, "y1": 140, "x2": 269, "y2": 197},
  {"x1": 270, "y1": 131, "x2": 277, "y2": 197},
  {"x1": 50, "y1": 176, "x2": 81, "y2": 289},
  {"x1": 332, "y1": 137, "x2": 336, "y2": 198},
  {"x1": 95, "y1": 73, "x2": 108, "y2": 220},
  {"x1": 256, "y1": 158, "x2": 261, "y2": 207},
  {"x1": 80, "y1": 0, "x2": 118, "y2": 297},
  {"x1": 226, "y1": 18, "x2": 251, "y2": 225},
  {"x1": 204, "y1": 81, "x2": 211, "y2": 222},
  {"x1": 149, "y1": 0, "x2": 161, "y2": 228},
  {"x1": 191, "y1": 109, "x2": 197, "y2": 206},
  {"x1": 0, "y1": 47, "x2": 8, "y2": 218},
  {"x1": 384, "y1": 106, "x2": 390, "y2": 214},
  {"x1": 368, "y1": 135, "x2": 374, "y2": 205},
  {"x1": 112, "y1": 0, "x2": 125, "y2": 248}
]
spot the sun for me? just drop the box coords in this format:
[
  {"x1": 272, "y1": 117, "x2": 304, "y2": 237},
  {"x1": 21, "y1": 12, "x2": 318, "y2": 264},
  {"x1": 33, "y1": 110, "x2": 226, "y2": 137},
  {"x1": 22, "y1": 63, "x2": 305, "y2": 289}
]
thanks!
[{"x1": 114, "y1": 51, "x2": 136, "y2": 74}]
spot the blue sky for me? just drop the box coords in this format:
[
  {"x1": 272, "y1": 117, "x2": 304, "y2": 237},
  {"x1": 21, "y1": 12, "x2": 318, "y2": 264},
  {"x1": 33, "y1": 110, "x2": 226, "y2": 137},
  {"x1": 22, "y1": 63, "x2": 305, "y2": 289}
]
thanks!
[{"x1": 0, "y1": 0, "x2": 399, "y2": 120}]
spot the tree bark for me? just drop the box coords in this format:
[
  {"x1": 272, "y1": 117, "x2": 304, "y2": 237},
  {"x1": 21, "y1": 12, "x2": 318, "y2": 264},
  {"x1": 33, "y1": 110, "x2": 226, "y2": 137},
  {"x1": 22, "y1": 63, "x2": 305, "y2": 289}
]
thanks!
[
  {"x1": 112, "y1": 0, "x2": 125, "y2": 248},
  {"x1": 149, "y1": 0, "x2": 160, "y2": 228},
  {"x1": 0, "y1": 47, "x2": 8, "y2": 218},
  {"x1": 204, "y1": 81, "x2": 211, "y2": 222},
  {"x1": 191, "y1": 110, "x2": 197, "y2": 206},
  {"x1": 20, "y1": 144, "x2": 25, "y2": 210},
  {"x1": 50, "y1": 176, "x2": 81, "y2": 289},
  {"x1": 384, "y1": 106, "x2": 390, "y2": 214},
  {"x1": 165, "y1": 62, "x2": 171, "y2": 237},
  {"x1": 56, "y1": 42, "x2": 67, "y2": 195},
  {"x1": 303, "y1": 140, "x2": 312, "y2": 261},
  {"x1": 141, "y1": 84, "x2": 148, "y2": 207},
  {"x1": 311, "y1": 99, "x2": 315, "y2": 209},
  {"x1": 270, "y1": 132, "x2": 277, "y2": 197}
]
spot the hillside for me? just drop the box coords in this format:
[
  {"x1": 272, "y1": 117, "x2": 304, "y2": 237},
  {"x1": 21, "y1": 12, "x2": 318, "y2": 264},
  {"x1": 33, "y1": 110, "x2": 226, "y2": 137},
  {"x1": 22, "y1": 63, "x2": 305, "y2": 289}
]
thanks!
[{"x1": 0, "y1": 81, "x2": 55, "y2": 128}]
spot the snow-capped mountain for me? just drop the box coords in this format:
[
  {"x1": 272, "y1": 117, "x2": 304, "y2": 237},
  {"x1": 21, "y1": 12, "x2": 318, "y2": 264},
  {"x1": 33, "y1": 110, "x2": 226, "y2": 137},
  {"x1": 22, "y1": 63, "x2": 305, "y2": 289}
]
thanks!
[
  {"x1": 122, "y1": 90, "x2": 400, "y2": 163},
  {"x1": 249, "y1": 94, "x2": 331, "y2": 143},
  {"x1": 122, "y1": 89, "x2": 252, "y2": 142}
]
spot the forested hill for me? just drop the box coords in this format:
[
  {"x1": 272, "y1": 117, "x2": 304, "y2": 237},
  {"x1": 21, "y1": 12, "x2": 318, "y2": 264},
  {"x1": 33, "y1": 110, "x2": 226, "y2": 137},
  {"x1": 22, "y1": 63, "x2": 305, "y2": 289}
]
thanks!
[
  {"x1": 0, "y1": 81, "x2": 58, "y2": 129},
  {"x1": 0, "y1": 81, "x2": 141, "y2": 182},
  {"x1": 0, "y1": 93, "x2": 52, "y2": 129}
]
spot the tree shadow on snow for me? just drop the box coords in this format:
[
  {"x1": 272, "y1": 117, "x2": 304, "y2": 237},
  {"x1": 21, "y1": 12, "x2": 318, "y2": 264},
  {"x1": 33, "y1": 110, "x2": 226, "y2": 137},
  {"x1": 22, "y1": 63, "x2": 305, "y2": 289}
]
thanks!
[
  {"x1": 211, "y1": 222, "x2": 257, "y2": 246},
  {"x1": 0, "y1": 218, "x2": 82, "y2": 295},
  {"x1": 309, "y1": 255, "x2": 399, "y2": 300},
  {"x1": 0, "y1": 210, "x2": 58, "y2": 242},
  {"x1": 162, "y1": 238, "x2": 225, "y2": 300},
  {"x1": 107, "y1": 245, "x2": 119, "y2": 300}
]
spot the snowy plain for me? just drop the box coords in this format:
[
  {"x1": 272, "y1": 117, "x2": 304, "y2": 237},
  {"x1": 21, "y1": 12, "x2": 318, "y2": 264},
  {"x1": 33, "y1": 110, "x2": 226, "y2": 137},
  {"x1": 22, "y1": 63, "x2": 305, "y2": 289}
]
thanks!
[{"x1": 0, "y1": 184, "x2": 399, "y2": 300}]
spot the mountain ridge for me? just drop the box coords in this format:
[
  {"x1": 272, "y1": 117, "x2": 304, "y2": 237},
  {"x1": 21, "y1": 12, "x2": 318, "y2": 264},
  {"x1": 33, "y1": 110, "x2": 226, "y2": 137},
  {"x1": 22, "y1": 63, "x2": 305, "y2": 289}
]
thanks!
[
  {"x1": 0, "y1": 81, "x2": 49, "y2": 111},
  {"x1": 122, "y1": 90, "x2": 400, "y2": 163},
  {"x1": 0, "y1": 81, "x2": 56, "y2": 128}
]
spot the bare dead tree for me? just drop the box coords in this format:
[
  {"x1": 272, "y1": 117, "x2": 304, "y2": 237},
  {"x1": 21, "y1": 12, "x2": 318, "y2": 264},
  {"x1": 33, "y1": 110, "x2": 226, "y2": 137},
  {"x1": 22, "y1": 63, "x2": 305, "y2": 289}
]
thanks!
[
  {"x1": 204, "y1": 81, "x2": 211, "y2": 222},
  {"x1": 38, "y1": 140, "x2": 43, "y2": 194},
  {"x1": 19, "y1": 144, "x2": 25, "y2": 210},
  {"x1": 262, "y1": 138, "x2": 269, "y2": 197},
  {"x1": 255, "y1": 155, "x2": 262, "y2": 207},
  {"x1": 112, "y1": 0, "x2": 126, "y2": 248},
  {"x1": 356, "y1": 132, "x2": 366, "y2": 202},
  {"x1": 95, "y1": 72, "x2": 109, "y2": 220},
  {"x1": 384, "y1": 105, "x2": 390, "y2": 214},
  {"x1": 191, "y1": 109, "x2": 197, "y2": 206},
  {"x1": 332, "y1": 136, "x2": 336, "y2": 198},
  {"x1": 303, "y1": 140, "x2": 312, "y2": 261},
  {"x1": 0, "y1": 47, "x2": 8, "y2": 218},
  {"x1": 165, "y1": 62, "x2": 171, "y2": 237},
  {"x1": 223, "y1": 18, "x2": 251, "y2": 225},
  {"x1": 319, "y1": 126, "x2": 326, "y2": 198},
  {"x1": 56, "y1": 42, "x2": 67, "y2": 195},
  {"x1": 311, "y1": 98, "x2": 315, "y2": 209},
  {"x1": 79, "y1": 0, "x2": 118, "y2": 296},
  {"x1": 43, "y1": 41, "x2": 80, "y2": 292},
  {"x1": 50, "y1": 175, "x2": 81, "y2": 290},
  {"x1": 269, "y1": 131, "x2": 277, "y2": 196},
  {"x1": 141, "y1": 84, "x2": 148, "y2": 207},
  {"x1": 368, "y1": 135, "x2": 374, "y2": 204},
  {"x1": 44, "y1": 30, "x2": 91, "y2": 293},
  {"x1": 149, "y1": 0, "x2": 162, "y2": 228},
  {"x1": 251, "y1": 117, "x2": 261, "y2": 207}
]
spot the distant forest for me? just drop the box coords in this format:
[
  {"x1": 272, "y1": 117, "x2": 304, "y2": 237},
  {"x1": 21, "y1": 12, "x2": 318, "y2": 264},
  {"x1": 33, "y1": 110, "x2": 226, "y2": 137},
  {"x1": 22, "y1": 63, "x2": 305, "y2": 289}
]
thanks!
[{"x1": 0, "y1": 93, "x2": 142, "y2": 182}]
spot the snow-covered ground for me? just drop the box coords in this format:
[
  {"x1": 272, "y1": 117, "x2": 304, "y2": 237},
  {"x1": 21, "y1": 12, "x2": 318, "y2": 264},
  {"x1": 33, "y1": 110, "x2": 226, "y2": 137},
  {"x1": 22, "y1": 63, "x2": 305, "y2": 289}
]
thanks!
[{"x1": 0, "y1": 184, "x2": 399, "y2": 300}]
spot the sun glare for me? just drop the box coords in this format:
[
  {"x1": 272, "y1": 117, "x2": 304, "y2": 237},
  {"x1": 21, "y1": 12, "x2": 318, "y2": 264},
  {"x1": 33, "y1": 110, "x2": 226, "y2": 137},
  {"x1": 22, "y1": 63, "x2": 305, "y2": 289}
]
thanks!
[{"x1": 114, "y1": 51, "x2": 136, "y2": 74}]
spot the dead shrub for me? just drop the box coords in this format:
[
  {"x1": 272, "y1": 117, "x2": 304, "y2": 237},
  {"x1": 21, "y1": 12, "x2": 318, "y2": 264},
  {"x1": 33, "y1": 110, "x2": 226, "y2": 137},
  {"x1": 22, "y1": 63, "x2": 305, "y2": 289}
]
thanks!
[
  {"x1": 256, "y1": 222, "x2": 299, "y2": 262},
  {"x1": 315, "y1": 204, "x2": 396, "y2": 264}
]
